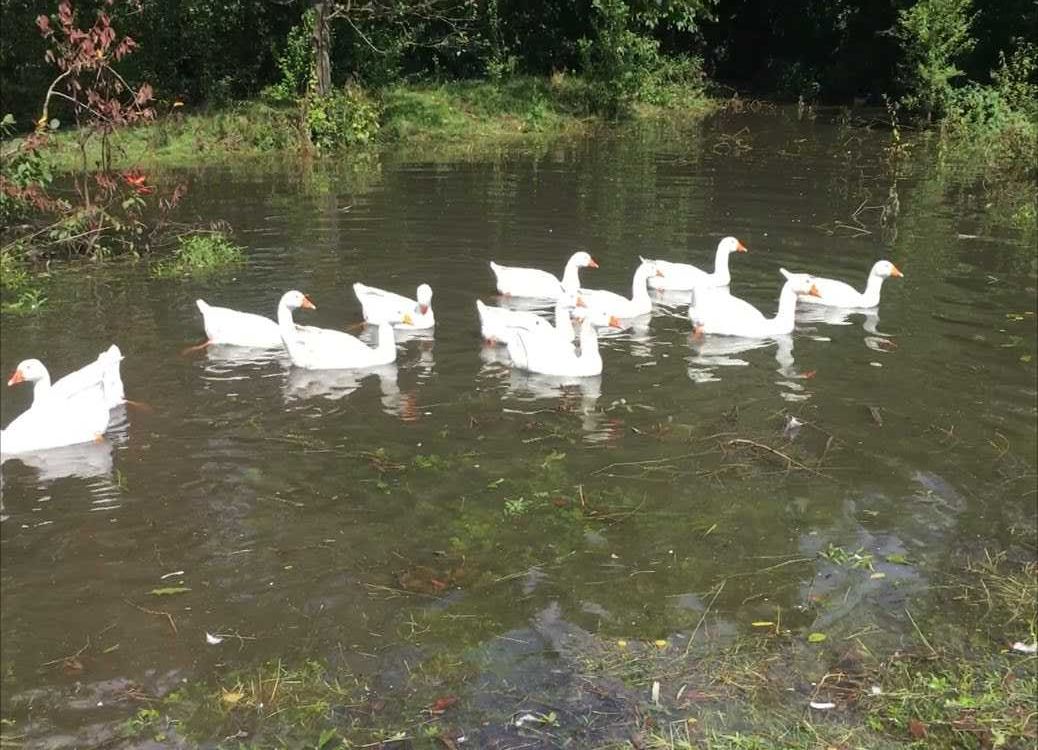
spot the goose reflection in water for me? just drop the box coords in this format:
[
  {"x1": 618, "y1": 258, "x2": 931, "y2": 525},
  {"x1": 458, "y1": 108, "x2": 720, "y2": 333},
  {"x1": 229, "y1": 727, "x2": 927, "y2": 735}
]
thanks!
[
  {"x1": 504, "y1": 371, "x2": 620, "y2": 444},
  {"x1": 2, "y1": 438, "x2": 114, "y2": 482},
  {"x1": 795, "y1": 306, "x2": 895, "y2": 353},
  {"x1": 282, "y1": 364, "x2": 420, "y2": 422},
  {"x1": 688, "y1": 334, "x2": 815, "y2": 391}
]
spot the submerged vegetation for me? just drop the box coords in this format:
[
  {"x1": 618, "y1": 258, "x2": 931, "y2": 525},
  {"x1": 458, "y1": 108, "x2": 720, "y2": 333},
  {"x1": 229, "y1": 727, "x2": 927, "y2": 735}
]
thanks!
[{"x1": 151, "y1": 231, "x2": 244, "y2": 278}]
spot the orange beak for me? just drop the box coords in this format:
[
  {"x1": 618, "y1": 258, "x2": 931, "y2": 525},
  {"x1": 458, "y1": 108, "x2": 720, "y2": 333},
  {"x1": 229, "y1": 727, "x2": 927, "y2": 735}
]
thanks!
[
  {"x1": 588, "y1": 258, "x2": 600, "y2": 269},
  {"x1": 7, "y1": 369, "x2": 24, "y2": 386},
  {"x1": 301, "y1": 295, "x2": 316, "y2": 310},
  {"x1": 807, "y1": 284, "x2": 821, "y2": 298},
  {"x1": 419, "y1": 304, "x2": 429, "y2": 315},
  {"x1": 576, "y1": 297, "x2": 587, "y2": 308},
  {"x1": 736, "y1": 241, "x2": 748, "y2": 253},
  {"x1": 608, "y1": 315, "x2": 623, "y2": 328},
  {"x1": 890, "y1": 265, "x2": 903, "y2": 278}
]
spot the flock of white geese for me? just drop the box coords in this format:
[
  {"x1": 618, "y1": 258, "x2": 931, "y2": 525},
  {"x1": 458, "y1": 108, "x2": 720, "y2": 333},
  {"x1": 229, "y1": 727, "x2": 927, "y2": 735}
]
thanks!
[{"x1": 1, "y1": 237, "x2": 902, "y2": 456}]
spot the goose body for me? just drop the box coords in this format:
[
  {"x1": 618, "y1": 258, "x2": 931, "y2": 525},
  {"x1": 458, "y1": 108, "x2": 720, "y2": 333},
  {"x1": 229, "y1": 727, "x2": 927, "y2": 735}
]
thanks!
[
  {"x1": 7, "y1": 345, "x2": 124, "y2": 410},
  {"x1": 796, "y1": 260, "x2": 902, "y2": 308},
  {"x1": 354, "y1": 283, "x2": 435, "y2": 330},
  {"x1": 507, "y1": 314, "x2": 619, "y2": 377},
  {"x1": 690, "y1": 270, "x2": 820, "y2": 337},
  {"x1": 196, "y1": 299, "x2": 283, "y2": 348},
  {"x1": 580, "y1": 259, "x2": 660, "y2": 319},
  {"x1": 2, "y1": 378, "x2": 110, "y2": 456},
  {"x1": 645, "y1": 236, "x2": 748, "y2": 290},
  {"x1": 476, "y1": 295, "x2": 577, "y2": 346},
  {"x1": 278, "y1": 290, "x2": 410, "y2": 370},
  {"x1": 490, "y1": 251, "x2": 598, "y2": 298}
]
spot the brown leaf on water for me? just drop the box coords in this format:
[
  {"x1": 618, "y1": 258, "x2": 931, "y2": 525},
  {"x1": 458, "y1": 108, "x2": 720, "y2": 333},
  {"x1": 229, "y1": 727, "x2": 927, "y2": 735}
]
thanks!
[
  {"x1": 908, "y1": 718, "x2": 928, "y2": 739},
  {"x1": 62, "y1": 657, "x2": 84, "y2": 675},
  {"x1": 429, "y1": 695, "x2": 458, "y2": 714}
]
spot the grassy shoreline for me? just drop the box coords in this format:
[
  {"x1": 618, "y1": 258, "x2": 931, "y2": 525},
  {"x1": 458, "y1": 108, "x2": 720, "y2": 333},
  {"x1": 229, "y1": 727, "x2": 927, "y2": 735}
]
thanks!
[{"x1": 30, "y1": 76, "x2": 715, "y2": 173}]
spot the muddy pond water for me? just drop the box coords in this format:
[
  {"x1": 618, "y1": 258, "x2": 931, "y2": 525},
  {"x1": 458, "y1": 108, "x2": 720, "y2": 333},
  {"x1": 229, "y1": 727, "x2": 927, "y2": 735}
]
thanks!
[{"x1": 2, "y1": 109, "x2": 1036, "y2": 745}]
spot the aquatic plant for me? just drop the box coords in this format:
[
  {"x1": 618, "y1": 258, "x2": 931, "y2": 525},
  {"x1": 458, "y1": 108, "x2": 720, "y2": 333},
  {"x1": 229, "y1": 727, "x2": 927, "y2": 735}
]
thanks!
[{"x1": 151, "y1": 231, "x2": 245, "y2": 278}]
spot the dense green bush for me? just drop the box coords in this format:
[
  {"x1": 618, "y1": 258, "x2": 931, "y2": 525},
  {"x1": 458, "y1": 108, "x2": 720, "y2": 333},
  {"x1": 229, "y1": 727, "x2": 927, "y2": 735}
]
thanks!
[
  {"x1": 578, "y1": 0, "x2": 661, "y2": 118},
  {"x1": 306, "y1": 85, "x2": 382, "y2": 150},
  {"x1": 895, "y1": 0, "x2": 975, "y2": 120}
]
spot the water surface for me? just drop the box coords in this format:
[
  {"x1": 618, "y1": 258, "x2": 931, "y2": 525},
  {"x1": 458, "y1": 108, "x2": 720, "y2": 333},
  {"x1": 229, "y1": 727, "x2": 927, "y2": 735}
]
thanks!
[{"x1": 2, "y1": 109, "x2": 1035, "y2": 743}]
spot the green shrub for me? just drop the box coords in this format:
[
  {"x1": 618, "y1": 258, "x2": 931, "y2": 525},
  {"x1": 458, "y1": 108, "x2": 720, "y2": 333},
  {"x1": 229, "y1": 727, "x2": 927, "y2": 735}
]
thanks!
[
  {"x1": 895, "y1": 0, "x2": 976, "y2": 120},
  {"x1": 262, "y1": 11, "x2": 315, "y2": 106},
  {"x1": 306, "y1": 85, "x2": 381, "y2": 150},
  {"x1": 578, "y1": 0, "x2": 661, "y2": 118},
  {"x1": 152, "y1": 232, "x2": 245, "y2": 278}
]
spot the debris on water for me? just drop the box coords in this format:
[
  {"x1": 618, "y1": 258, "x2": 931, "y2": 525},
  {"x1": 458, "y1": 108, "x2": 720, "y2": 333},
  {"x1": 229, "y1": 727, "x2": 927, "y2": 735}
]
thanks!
[
  {"x1": 870, "y1": 686, "x2": 883, "y2": 695},
  {"x1": 205, "y1": 632, "x2": 223, "y2": 645},
  {"x1": 869, "y1": 361, "x2": 883, "y2": 367},
  {"x1": 160, "y1": 570, "x2": 185, "y2": 579},
  {"x1": 1012, "y1": 641, "x2": 1037, "y2": 654},
  {"x1": 807, "y1": 632, "x2": 827, "y2": 643},
  {"x1": 149, "y1": 586, "x2": 191, "y2": 596},
  {"x1": 651, "y1": 680, "x2": 660, "y2": 706},
  {"x1": 868, "y1": 406, "x2": 883, "y2": 427},
  {"x1": 782, "y1": 415, "x2": 803, "y2": 440},
  {"x1": 428, "y1": 695, "x2": 458, "y2": 714},
  {"x1": 809, "y1": 701, "x2": 836, "y2": 710}
]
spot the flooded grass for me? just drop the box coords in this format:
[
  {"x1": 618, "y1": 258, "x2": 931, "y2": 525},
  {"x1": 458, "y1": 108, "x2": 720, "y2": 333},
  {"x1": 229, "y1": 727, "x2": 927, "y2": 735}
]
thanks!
[{"x1": 150, "y1": 231, "x2": 245, "y2": 278}]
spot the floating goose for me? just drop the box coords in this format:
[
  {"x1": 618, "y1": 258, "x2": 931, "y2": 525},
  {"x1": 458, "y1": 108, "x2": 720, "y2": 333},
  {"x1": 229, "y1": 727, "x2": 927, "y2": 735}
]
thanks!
[
  {"x1": 277, "y1": 290, "x2": 412, "y2": 369},
  {"x1": 490, "y1": 251, "x2": 598, "y2": 298},
  {"x1": 690, "y1": 269, "x2": 820, "y2": 337},
  {"x1": 476, "y1": 293, "x2": 579, "y2": 345},
  {"x1": 644, "y1": 236, "x2": 747, "y2": 291},
  {"x1": 354, "y1": 282, "x2": 435, "y2": 329},
  {"x1": 579, "y1": 259, "x2": 660, "y2": 319},
  {"x1": 794, "y1": 260, "x2": 902, "y2": 308},
  {"x1": 507, "y1": 312, "x2": 620, "y2": 377},
  {"x1": 195, "y1": 299, "x2": 282, "y2": 348},
  {"x1": 2, "y1": 367, "x2": 111, "y2": 456},
  {"x1": 7, "y1": 345, "x2": 124, "y2": 410}
]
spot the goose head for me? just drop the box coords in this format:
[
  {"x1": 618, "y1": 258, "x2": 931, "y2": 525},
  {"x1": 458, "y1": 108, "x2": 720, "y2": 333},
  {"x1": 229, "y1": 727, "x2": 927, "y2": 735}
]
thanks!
[
  {"x1": 719, "y1": 236, "x2": 748, "y2": 255},
  {"x1": 7, "y1": 359, "x2": 47, "y2": 386},
  {"x1": 416, "y1": 283, "x2": 433, "y2": 315},
  {"x1": 280, "y1": 290, "x2": 317, "y2": 311},
  {"x1": 871, "y1": 260, "x2": 903, "y2": 279},
  {"x1": 779, "y1": 268, "x2": 821, "y2": 298},
  {"x1": 572, "y1": 251, "x2": 599, "y2": 269}
]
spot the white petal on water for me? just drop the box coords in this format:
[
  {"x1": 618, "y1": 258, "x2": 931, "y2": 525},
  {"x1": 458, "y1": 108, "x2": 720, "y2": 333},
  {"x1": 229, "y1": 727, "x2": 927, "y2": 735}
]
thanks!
[{"x1": 206, "y1": 632, "x2": 224, "y2": 645}]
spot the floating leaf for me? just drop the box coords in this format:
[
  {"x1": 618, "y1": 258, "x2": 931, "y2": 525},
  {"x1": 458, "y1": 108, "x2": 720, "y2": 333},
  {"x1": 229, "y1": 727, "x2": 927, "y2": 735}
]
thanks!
[
  {"x1": 149, "y1": 586, "x2": 191, "y2": 596},
  {"x1": 221, "y1": 689, "x2": 243, "y2": 705},
  {"x1": 751, "y1": 621, "x2": 775, "y2": 627},
  {"x1": 870, "y1": 572, "x2": 887, "y2": 579},
  {"x1": 807, "y1": 632, "x2": 827, "y2": 643},
  {"x1": 654, "y1": 639, "x2": 668, "y2": 649},
  {"x1": 429, "y1": 695, "x2": 458, "y2": 713},
  {"x1": 885, "y1": 553, "x2": 910, "y2": 565}
]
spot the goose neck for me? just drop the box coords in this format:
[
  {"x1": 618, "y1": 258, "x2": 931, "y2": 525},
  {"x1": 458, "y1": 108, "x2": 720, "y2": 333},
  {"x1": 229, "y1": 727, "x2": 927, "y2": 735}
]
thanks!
[
  {"x1": 774, "y1": 283, "x2": 800, "y2": 326},
  {"x1": 712, "y1": 246, "x2": 732, "y2": 285},
  {"x1": 861, "y1": 273, "x2": 885, "y2": 307},
  {"x1": 560, "y1": 258, "x2": 582, "y2": 294}
]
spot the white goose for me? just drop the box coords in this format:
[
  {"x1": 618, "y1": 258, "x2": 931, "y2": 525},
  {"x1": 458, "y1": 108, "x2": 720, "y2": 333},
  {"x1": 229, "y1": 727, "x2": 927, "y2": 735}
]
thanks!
[
  {"x1": 476, "y1": 294, "x2": 579, "y2": 345},
  {"x1": 7, "y1": 345, "x2": 124, "y2": 410},
  {"x1": 690, "y1": 269, "x2": 820, "y2": 337},
  {"x1": 196, "y1": 299, "x2": 282, "y2": 348},
  {"x1": 507, "y1": 313, "x2": 620, "y2": 377},
  {"x1": 277, "y1": 290, "x2": 412, "y2": 370},
  {"x1": 354, "y1": 282, "x2": 435, "y2": 330},
  {"x1": 2, "y1": 376, "x2": 110, "y2": 456},
  {"x1": 645, "y1": 236, "x2": 748, "y2": 291},
  {"x1": 579, "y1": 259, "x2": 661, "y2": 319},
  {"x1": 490, "y1": 251, "x2": 598, "y2": 298},
  {"x1": 795, "y1": 260, "x2": 903, "y2": 308}
]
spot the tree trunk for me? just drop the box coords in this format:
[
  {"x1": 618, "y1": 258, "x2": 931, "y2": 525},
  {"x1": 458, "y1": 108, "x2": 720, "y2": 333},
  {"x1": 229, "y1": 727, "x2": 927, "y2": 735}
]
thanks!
[{"x1": 312, "y1": 0, "x2": 332, "y2": 96}]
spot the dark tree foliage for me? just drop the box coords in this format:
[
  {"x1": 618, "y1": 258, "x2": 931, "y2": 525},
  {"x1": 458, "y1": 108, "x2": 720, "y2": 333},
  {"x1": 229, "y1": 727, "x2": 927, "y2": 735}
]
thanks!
[{"x1": 1, "y1": 0, "x2": 1033, "y2": 124}]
